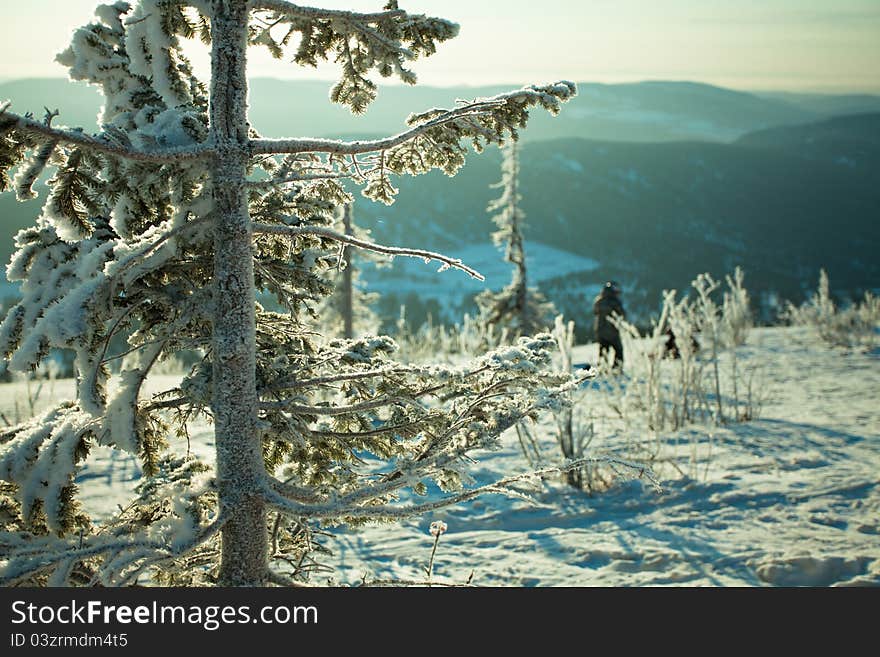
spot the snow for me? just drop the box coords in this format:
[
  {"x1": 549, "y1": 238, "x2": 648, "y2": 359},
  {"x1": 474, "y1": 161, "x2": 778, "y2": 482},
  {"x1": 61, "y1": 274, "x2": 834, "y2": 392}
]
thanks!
[
  {"x1": 125, "y1": 0, "x2": 191, "y2": 108},
  {"x1": 133, "y1": 109, "x2": 203, "y2": 149},
  {"x1": 13, "y1": 140, "x2": 57, "y2": 201},
  {"x1": 94, "y1": 3, "x2": 129, "y2": 34},
  {"x1": 103, "y1": 342, "x2": 165, "y2": 454},
  {"x1": 1, "y1": 326, "x2": 877, "y2": 586},
  {"x1": 550, "y1": 153, "x2": 584, "y2": 174},
  {"x1": 323, "y1": 326, "x2": 880, "y2": 586},
  {"x1": 613, "y1": 167, "x2": 652, "y2": 189}
]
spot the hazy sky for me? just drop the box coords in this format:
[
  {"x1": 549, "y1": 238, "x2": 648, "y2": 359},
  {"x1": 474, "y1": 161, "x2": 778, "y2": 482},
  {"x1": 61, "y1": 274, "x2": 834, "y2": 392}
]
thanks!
[{"x1": 1, "y1": 0, "x2": 878, "y2": 92}]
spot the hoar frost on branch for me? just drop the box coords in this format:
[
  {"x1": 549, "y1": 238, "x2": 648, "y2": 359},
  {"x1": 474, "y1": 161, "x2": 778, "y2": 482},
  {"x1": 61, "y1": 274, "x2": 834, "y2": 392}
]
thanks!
[{"x1": 0, "y1": 0, "x2": 582, "y2": 587}]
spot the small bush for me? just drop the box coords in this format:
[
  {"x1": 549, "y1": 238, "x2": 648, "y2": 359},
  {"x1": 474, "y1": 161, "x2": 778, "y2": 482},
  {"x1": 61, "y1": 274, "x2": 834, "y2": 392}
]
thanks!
[{"x1": 783, "y1": 270, "x2": 879, "y2": 351}]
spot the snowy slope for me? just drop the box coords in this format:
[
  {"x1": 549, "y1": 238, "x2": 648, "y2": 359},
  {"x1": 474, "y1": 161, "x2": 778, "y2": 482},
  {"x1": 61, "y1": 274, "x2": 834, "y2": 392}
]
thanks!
[
  {"x1": 1, "y1": 326, "x2": 877, "y2": 587},
  {"x1": 324, "y1": 327, "x2": 880, "y2": 587},
  {"x1": 362, "y1": 241, "x2": 599, "y2": 317}
]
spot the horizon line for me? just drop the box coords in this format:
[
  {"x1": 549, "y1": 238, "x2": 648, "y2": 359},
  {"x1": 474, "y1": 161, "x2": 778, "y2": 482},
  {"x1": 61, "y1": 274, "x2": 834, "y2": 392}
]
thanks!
[{"x1": 0, "y1": 75, "x2": 878, "y2": 97}]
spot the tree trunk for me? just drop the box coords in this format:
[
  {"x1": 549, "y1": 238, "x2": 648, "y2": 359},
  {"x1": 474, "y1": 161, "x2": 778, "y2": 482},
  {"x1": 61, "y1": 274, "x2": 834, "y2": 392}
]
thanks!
[
  {"x1": 209, "y1": 0, "x2": 267, "y2": 586},
  {"x1": 341, "y1": 203, "x2": 354, "y2": 340},
  {"x1": 508, "y1": 144, "x2": 529, "y2": 331}
]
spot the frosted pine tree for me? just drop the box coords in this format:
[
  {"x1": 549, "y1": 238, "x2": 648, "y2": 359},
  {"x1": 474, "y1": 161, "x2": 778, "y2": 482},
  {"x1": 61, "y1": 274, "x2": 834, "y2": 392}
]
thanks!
[
  {"x1": 476, "y1": 141, "x2": 556, "y2": 338},
  {"x1": 317, "y1": 202, "x2": 381, "y2": 339},
  {"x1": 0, "y1": 1, "x2": 577, "y2": 587}
]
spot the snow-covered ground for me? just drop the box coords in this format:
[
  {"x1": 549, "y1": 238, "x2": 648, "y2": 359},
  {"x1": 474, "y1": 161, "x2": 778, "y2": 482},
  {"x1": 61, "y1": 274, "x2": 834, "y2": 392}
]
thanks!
[
  {"x1": 1, "y1": 326, "x2": 877, "y2": 586},
  {"x1": 327, "y1": 326, "x2": 880, "y2": 586}
]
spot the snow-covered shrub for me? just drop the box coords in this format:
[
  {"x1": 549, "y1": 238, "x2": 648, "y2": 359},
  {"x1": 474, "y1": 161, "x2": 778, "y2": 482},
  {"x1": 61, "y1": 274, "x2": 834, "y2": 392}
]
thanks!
[
  {"x1": 722, "y1": 266, "x2": 753, "y2": 347},
  {"x1": 784, "y1": 270, "x2": 879, "y2": 351},
  {"x1": 610, "y1": 288, "x2": 704, "y2": 432},
  {"x1": 581, "y1": 269, "x2": 763, "y2": 479},
  {"x1": 546, "y1": 317, "x2": 592, "y2": 488},
  {"x1": 394, "y1": 309, "x2": 507, "y2": 364},
  {"x1": 511, "y1": 315, "x2": 658, "y2": 493},
  {"x1": 692, "y1": 273, "x2": 726, "y2": 422}
]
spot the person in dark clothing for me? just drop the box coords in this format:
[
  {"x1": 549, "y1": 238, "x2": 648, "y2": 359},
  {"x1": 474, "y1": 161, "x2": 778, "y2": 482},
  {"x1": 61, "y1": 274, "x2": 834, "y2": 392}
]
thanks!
[
  {"x1": 663, "y1": 327, "x2": 700, "y2": 360},
  {"x1": 593, "y1": 281, "x2": 626, "y2": 370},
  {"x1": 664, "y1": 327, "x2": 681, "y2": 359}
]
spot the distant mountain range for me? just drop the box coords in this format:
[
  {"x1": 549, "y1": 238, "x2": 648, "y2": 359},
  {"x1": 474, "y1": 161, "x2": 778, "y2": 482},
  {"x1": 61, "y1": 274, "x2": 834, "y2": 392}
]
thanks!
[
  {"x1": 1, "y1": 78, "x2": 878, "y2": 337},
  {"x1": 3, "y1": 77, "x2": 879, "y2": 144},
  {"x1": 357, "y1": 113, "x2": 880, "y2": 333},
  {"x1": 754, "y1": 91, "x2": 880, "y2": 118}
]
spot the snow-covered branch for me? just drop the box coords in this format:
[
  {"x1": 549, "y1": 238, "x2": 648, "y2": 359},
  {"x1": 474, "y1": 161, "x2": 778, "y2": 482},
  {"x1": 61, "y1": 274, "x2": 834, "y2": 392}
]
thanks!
[
  {"x1": 265, "y1": 569, "x2": 313, "y2": 587},
  {"x1": 106, "y1": 218, "x2": 210, "y2": 293},
  {"x1": 251, "y1": 82, "x2": 574, "y2": 156},
  {"x1": 252, "y1": 222, "x2": 485, "y2": 280},
  {"x1": 103, "y1": 341, "x2": 166, "y2": 454},
  {"x1": 249, "y1": 98, "x2": 509, "y2": 156},
  {"x1": 0, "y1": 515, "x2": 225, "y2": 587},
  {"x1": 304, "y1": 418, "x2": 428, "y2": 441},
  {"x1": 263, "y1": 475, "x2": 323, "y2": 504},
  {"x1": 259, "y1": 394, "x2": 424, "y2": 415},
  {"x1": 249, "y1": 83, "x2": 575, "y2": 202},
  {"x1": 262, "y1": 459, "x2": 636, "y2": 520},
  {"x1": 246, "y1": 1, "x2": 460, "y2": 113},
  {"x1": 248, "y1": 1, "x2": 405, "y2": 23},
  {"x1": 246, "y1": 172, "x2": 352, "y2": 190},
  {"x1": 261, "y1": 366, "x2": 407, "y2": 393},
  {"x1": 261, "y1": 478, "x2": 512, "y2": 520},
  {"x1": 143, "y1": 396, "x2": 192, "y2": 412},
  {"x1": 5, "y1": 111, "x2": 214, "y2": 163},
  {"x1": 261, "y1": 361, "x2": 492, "y2": 397}
]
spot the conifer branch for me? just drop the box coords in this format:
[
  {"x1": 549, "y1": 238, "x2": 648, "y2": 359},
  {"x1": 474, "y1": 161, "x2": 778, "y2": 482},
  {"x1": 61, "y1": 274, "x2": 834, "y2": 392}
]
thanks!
[
  {"x1": 265, "y1": 569, "x2": 313, "y2": 587},
  {"x1": 248, "y1": 1, "x2": 406, "y2": 23},
  {"x1": 0, "y1": 515, "x2": 225, "y2": 587},
  {"x1": 100, "y1": 338, "x2": 166, "y2": 365},
  {"x1": 260, "y1": 478, "x2": 507, "y2": 519},
  {"x1": 107, "y1": 218, "x2": 211, "y2": 293},
  {"x1": 252, "y1": 222, "x2": 485, "y2": 280},
  {"x1": 6, "y1": 111, "x2": 214, "y2": 163},
  {"x1": 250, "y1": 99, "x2": 510, "y2": 156},
  {"x1": 303, "y1": 418, "x2": 428, "y2": 441},
  {"x1": 144, "y1": 396, "x2": 192, "y2": 412},
  {"x1": 263, "y1": 475, "x2": 323, "y2": 504},
  {"x1": 319, "y1": 452, "x2": 467, "y2": 509},
  {"x1": 246, "y1": 172, "x2": 351, "y2": 189},
  {"x1": 259, "y1": 394, "x2": 425, "y2": 414},
  {"x1": 250, "y1": 82, "x2": 575, "y2": 156},
  {"x1": 262, "y1": 363, "x2": 495, "y2": 404},
  {"x1": 259, "y1": 370, "x2": 466, "y2": 413},
  {"x1": 262, "y1": 457, "x2": 657, "y2": 524},
  {"x1": 262, "y1": 459, "x2": 630, "y2": 520},
  {"x1": 261, "y1": 366, "x2": 409, "y2": 392}
]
